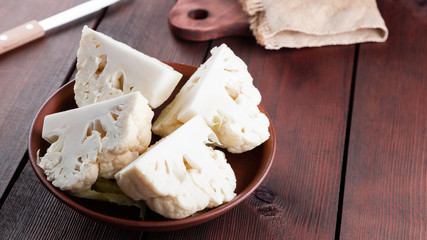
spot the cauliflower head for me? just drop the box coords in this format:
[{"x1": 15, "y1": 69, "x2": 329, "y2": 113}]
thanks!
[
  {"x1": 115, "y1": 115, "x2": 236, "y2": 219},
  {"x1": 152, "y1": 44, "x2": 270, "y2": 153},
  {"x1": 38, "y1": 92, "x2": 153, "y2": 193},
  {"x1": 74, "y1": 26, "x2": 182, "y2": 108}
]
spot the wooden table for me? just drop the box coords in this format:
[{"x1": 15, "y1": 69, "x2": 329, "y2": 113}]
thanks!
[{"x1": 0, "y1": 0, "x2": 425, "y2": 239}]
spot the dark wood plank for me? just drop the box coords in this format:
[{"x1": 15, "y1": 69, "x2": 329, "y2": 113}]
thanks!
[
  {"x1": 0, "y1": 0, "x2": 101, "y2": 199},
  {"x1": 0, "y1": 163, "x2": 142, "y2": 240},
  {"x1": 341, "y1": 0, "x2": 427, "y2": 239},
  {"x1": 147, "y1": 38, "x2": 355, "y2": 239}
]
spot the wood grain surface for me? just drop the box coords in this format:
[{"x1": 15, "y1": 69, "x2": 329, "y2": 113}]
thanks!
[
  {"x1": 0, "y1": 0, "x2": 425, "y2": 239},
  {"x1": 0, "y1": 163, "x2": 142, "y2": 240},
  {"x1": 340, "y1": 0, "x2": 427, "y2": 239},
  {"x1": 0, "y1": 0, "x2": 101, "y2": 200}
]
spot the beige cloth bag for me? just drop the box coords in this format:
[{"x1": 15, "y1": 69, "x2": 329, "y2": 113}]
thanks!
[{"x1": 240, "y1": 0, "x2": 388, "y2": 49}]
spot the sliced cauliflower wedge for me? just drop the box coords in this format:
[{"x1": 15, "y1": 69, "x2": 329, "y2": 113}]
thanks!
[
  {"x1": 74, "y1": 26, "x2": 182, "y2": 108},
  {"x1": 115, "y1": 115, "x2": 236, "y2": 219},
  {"x1": 38, "y1": 92, "x2": 154, "y2": 193},
  {"x1": 152, "y1": 44, "x2": 270, "y2": 153}
]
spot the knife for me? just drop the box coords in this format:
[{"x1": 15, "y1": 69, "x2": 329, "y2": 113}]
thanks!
[{"x1": 0, "y1": 0, "x2": 119, "y2": 55}]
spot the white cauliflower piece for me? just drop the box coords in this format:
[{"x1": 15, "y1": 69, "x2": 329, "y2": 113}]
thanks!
[
  {"x1": 38, "y1": 92, "x2": 153, "y2": 193},
  {"x1": 74, "y1": 26, "x2": 182, "y2": 108},
  {"x1": 115, "y1": 116, "x2": 236, "y2": 219},
  {"x1": 152, "y1": 44, "x2": 270, "y2": 153}
]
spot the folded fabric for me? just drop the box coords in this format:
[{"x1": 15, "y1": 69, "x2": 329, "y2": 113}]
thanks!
[{"x1": 240, "y1": 0, "x2": 388, "y2": 49}]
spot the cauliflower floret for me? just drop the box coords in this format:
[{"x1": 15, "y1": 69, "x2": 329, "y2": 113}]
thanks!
[
  {"x1": 38, "y1": 92, "x2": 153, "y2": 193},
  {"x1": 115, "y1": 116, "x2": 236, "y2": 219},
  {"x1": 74, "y1": 26, "x2": 182, "y2": 108},
  {"x1": 152, "y1": 44, "x2": 270, "y2": 153}
]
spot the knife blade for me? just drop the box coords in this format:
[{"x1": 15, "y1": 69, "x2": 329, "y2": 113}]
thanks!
[{"x1": 0, "y1": 0, "x2": 119, "y2": 55}]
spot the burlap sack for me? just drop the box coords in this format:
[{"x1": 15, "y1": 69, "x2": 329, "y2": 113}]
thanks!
[{"x1": 240, "y1": 0, "x2": 388, "y2": 49}]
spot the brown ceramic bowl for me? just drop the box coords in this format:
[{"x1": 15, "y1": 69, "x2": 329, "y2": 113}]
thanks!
[{"x1": 28, "y1": 62, "x2": 276, "y2": 231}]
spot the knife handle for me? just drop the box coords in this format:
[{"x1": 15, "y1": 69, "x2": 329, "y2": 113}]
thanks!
[{"x1": 0, "y1": 20, "x2": 45, "y2": 55}]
